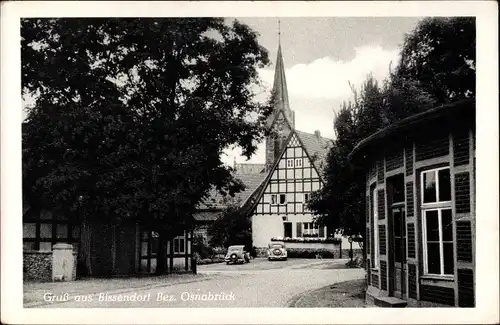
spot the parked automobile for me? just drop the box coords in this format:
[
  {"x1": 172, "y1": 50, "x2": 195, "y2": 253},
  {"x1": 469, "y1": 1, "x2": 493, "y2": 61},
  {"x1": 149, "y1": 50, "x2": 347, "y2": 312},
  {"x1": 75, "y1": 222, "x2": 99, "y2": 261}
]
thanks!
[
  {"x1": 267, "y1": 242, "x2": 287, "y2": 261},
  {"x1": 225, "y1": 245, "x2": 250, "y2": 264}
]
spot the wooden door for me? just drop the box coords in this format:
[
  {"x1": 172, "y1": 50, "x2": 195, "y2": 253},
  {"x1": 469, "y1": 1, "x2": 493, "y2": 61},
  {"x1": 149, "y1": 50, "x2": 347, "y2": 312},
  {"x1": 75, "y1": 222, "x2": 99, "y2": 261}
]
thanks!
[
  {"x1": 283, "y1": 222, "x2": 292, "y2": 238},
  {"x1": 392, "y1": 206, "x2": 406, "y2": 298}
]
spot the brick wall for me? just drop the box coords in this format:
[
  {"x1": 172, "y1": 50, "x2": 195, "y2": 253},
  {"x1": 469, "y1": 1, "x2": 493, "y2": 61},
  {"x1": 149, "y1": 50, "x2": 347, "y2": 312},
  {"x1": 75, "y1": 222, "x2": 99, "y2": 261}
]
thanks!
[
  {"x1": 453, "y1": 130, "x2": 470, "y2": 166},
  {"x1": 406, "y1": 181, "x2": 414, "y2": 218},
  {"x1": 456, "y1": 221, "x2": 473, "y2": 262},
  {"x1": 377, "y1": 190, "x2": 385, "y2": 219},
  {"x1": 420, "y1": 285, "x2": 455, "y2": 306},
  {"x1": 408, "y1": 264, "x2": 417, "y2": 299},
  {"x1": 407, "y1": 223, "x2": 416, "y2": 258},
  {"x1": 405, "y1": 145, "x2": 413, "y2": 176},
  {"x1": 457, "y1": 268, "x2": 475, "y2": 307},
  {"x1": 455, "y1": 172, "x2": 471, "y2": 213},
  {"x1": 386, "y1": 148, "x2": 404, "y2": 171},
  {"x1": 415, "y1": 132, "x2": 449, "y2": 161},
  {"x1": 380, "y1": 260, "x2": 387, "y2": 290},
  {"x1": 379, "y1": 225, "x2": 386, "y2": 255}
]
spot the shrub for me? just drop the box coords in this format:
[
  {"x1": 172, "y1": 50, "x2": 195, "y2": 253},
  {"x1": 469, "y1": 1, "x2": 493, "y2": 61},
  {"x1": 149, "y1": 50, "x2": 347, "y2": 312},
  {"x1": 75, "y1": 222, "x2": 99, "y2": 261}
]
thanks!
[
  {"x1": 271, "y1": 237, "x2": 342, "y2": 244},
  {"x1": 286, "y1": 248, "x2": 337, "y2": 259},
  {"x1": 192, "y1": 235, "x2": 216, "y2": 259},
  {"x1": 345, "y1": 255, "x2": 365, "y2": 268}
]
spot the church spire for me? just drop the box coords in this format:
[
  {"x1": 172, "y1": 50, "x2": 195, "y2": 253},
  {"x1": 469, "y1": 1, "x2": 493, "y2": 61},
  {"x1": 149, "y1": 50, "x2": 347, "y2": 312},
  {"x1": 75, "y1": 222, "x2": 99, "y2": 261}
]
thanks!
[{"x1": 270, "y1": 21, "x2": 294, "y2": 127}]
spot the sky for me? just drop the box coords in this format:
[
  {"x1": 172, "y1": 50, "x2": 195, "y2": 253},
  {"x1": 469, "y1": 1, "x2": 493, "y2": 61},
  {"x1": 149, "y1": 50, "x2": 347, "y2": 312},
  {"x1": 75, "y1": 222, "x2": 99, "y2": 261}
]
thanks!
[{"x1": 222, "y1": 17, "x2": 422, "y2": 167}]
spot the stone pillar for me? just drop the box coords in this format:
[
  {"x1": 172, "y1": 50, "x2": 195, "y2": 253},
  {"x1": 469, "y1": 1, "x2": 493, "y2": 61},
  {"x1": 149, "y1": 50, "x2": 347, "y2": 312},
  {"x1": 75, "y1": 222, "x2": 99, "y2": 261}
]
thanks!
[{"x1": 52, "y1": 243, "x2": 75, "y2": 282}]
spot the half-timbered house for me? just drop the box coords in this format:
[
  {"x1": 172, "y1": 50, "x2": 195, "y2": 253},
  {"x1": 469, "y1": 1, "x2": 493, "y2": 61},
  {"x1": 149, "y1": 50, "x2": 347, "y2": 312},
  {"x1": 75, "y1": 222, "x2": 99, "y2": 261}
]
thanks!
[
  {"x1": 226, "y1": 42, "x2": 360, "y2": 257},
  {"x1": 23, "y1": 201, "x2": 195, "y2": 281}
]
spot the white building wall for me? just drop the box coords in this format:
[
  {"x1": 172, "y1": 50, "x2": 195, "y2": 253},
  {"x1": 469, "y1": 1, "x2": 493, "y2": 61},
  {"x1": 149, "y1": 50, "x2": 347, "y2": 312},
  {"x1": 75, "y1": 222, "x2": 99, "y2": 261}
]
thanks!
[{"x1": 252, "y1": 132, "x2": 328, "y2": 249}]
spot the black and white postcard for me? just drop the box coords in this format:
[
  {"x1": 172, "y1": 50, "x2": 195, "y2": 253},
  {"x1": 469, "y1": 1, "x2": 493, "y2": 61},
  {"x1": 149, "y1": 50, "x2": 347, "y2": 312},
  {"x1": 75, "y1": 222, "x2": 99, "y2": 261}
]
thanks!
[{"x1": 1, "y1": 1, "x2": 498, "y2": 324}]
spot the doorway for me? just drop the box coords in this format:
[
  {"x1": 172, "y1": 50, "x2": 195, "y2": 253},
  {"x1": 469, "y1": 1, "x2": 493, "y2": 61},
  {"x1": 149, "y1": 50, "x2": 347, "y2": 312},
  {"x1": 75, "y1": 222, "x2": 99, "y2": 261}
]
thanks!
[
  {"x1": 139, "y1": 230, "x2": 159, "y2": 274},
  {"x1": 391, "y1": 205, "x2": 406, "y2": 298},
  {"x1": 283, "y1": 222, "x2": 292, "y2": 238}
]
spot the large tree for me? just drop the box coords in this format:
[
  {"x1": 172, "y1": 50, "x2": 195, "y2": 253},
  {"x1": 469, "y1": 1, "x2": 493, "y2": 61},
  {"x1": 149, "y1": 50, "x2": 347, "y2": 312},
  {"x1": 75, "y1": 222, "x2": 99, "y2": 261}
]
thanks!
[
  {"x1": 22, "y1": 18, "x2": 272, "y2": 274},
  {"x1": 395, "y1": 17, "x2": 475, "y2": 105},
  {"x1": 207, "y1": 202, "x2": 253, "y2": 252},
  {"x1": 309, "y1": 75, "x2": 385, "y2": 239},
  {"x1": 308, "y1": 17, "x2": 476, "y2": 255}
]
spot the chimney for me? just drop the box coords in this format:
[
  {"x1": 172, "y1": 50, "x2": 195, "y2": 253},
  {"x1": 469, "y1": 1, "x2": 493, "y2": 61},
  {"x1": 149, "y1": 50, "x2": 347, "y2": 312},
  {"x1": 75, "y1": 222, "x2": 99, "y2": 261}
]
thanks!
[{"x1": 314, "y1": 130, "x2": 321, "y2": 139}]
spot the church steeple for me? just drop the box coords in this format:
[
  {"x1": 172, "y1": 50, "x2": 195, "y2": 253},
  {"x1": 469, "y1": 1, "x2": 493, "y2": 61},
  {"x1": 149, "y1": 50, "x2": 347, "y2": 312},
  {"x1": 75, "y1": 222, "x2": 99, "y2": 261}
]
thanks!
[
  {"x1": 268, "y1": 33, "x2": 295, "y2": 128},
  {"x1": 265, "y1": 23, "x2": 295, "y2": 172},
  {"x1": 272, "y1": 44, "x2": 291, "y2": 118}
]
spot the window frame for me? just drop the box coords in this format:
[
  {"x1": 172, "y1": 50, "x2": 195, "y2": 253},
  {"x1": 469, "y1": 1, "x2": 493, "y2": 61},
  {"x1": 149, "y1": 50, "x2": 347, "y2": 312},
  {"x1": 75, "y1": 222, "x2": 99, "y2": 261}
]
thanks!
[
  {"x1": 295, "y1": 158, "x2": 303, "y2": 168},
  {"x1": 421, "y1": 208, "x2": 454, "y2": 277},
  {"x1": 286, "y1": 159, "x2": 294, "y2": 168},
  {"x1": 279, "y1": 194, "x2": 287, "y2": 205},
  {"x1": 271, "y1": 194, "x2": 278, "y2": 205},
  {"x1": 23, "y1": 210, "x2": 80, "y2": 252},
  {"x1": 420, "y1": 167, "x2": 454, "y2": 277},
  {"x1": 420, "y1": 166, "x2": 452, "y2": 206},
  {"x1": 302, "y1": 222, "x2": 320, "y2": 236},
  {"x1": 173, "y1": 236, "x2": 186, "y2": 254}
]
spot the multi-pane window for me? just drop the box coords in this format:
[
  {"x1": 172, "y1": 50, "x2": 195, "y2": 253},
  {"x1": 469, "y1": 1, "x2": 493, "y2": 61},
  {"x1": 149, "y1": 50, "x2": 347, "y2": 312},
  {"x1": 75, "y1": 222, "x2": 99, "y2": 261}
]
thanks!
[
  {"x1": 303, "y1": 193, "x2": 310, "y2": 211},
  {"x1": 422, "y1": 167, "x2": 451, "y2": 203},
  {"x1": 421, "y1": 167, "x2": 454, "y2": 276},
  {"x1": 23, "y1": 210, "x2": 80, "y2": 252},
  {"x1": 295, "y1": 158, "x2": 303, "y2": 167},
  {"x1": 303, "y1": 223, "x2": 319, "y2": 236},
  {"x1": 173, "y1": 236, "x2": 185, "y2": 254},
  {"x1": 287, "y1": 159, "x2": 294, "y2": 168}
]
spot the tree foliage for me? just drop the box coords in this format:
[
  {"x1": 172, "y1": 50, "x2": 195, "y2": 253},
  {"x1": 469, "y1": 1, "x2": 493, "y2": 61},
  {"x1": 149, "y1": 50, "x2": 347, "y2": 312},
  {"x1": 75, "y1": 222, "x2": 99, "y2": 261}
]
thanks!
[
  {"x1": 396, "y1": 17, "x2": 475, "y2": 104},
  {"x1": 308, "y1": 17, "x2": 476, "y2": 243},
  {"x1": 207, "y1": 203, "x2": 253, "y2": 252},
  {"x1": 22, "y1": 18, "x2": 271, "y2": 225},
  {"x1": 22, "y1": 18, "x2": 272, "y2": 273}
]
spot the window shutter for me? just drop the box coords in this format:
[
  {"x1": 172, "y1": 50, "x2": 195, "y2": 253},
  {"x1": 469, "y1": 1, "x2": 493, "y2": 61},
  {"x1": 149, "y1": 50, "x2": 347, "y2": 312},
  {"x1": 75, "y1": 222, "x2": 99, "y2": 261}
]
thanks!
[
  {"x1": 319, "y1": 226, "x2": 325, "y2": 237},
  {"x1": 296, "y1": 223, "x2": 302, "y2": 237}
]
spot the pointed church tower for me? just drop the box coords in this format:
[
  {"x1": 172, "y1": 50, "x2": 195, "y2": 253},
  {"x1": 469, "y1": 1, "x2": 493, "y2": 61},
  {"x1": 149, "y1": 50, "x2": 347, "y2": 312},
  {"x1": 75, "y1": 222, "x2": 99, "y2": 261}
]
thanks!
[{"x1": 265, "y1": 35, "x2": 295, "y2": 172}]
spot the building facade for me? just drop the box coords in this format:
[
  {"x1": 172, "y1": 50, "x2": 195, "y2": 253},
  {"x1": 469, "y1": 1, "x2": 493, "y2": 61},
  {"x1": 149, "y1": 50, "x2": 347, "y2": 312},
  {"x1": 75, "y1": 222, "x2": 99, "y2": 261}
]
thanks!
[
  {"x1": 23, "y1": 204, "x2": 194, "y2": 281},
  {"x1": 349, "y1": 99, "x2": 475, "y2": 307},
  {"x1": 233, "y1": 42, "x2": 359, "y2": 257}
]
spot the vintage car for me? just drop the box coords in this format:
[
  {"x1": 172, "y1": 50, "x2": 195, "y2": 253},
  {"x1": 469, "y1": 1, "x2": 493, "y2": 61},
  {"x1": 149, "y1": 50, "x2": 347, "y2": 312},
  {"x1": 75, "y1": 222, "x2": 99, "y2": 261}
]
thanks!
[
  {"x1": 225, "y1": 245, "x2": 250, "y2": 264},
  {"x1": 267, "y1": 242, "x2": 287, "y2": 261}
]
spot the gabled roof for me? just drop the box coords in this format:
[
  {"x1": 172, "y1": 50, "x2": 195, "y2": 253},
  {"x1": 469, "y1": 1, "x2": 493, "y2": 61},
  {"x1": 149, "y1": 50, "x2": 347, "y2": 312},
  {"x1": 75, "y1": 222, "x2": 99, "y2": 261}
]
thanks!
[
  {"x1": 193, "y1": 211, "x2": 221, "y2": 222},
  {"x1": 295, "y1": 130, "x2": 333, "y2": 175},
  {"x1": 196, "y1": 171, "x2": 268, "y2": 216}
]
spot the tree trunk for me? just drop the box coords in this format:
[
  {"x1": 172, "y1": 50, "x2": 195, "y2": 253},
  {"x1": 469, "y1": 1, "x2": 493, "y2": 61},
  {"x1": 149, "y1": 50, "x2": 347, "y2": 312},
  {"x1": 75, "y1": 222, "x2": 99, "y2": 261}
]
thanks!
[
  {"x1": 155, "y1": 228, "x2": 166, "y2": 275},
  {"x1": 78, "y1": 212, "x2": 93, "y2": 276}
]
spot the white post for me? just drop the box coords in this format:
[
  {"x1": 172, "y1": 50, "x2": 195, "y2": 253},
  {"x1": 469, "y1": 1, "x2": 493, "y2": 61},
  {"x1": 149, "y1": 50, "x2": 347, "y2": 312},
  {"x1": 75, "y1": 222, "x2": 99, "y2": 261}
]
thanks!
[{"x1": 52, "y1": 243, "x2": 75, "y2": 281}]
